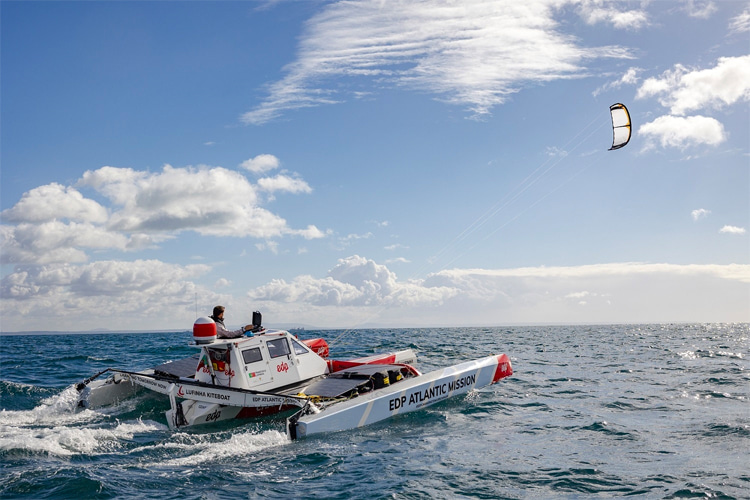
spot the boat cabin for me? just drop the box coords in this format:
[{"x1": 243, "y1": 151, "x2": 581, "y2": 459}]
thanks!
[{"x1": 192, "y1": 329, "x2": 329, "y2": 392}]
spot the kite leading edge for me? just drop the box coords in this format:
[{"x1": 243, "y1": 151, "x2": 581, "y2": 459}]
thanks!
[{"x1": 609, "y1": 103, "x2": 631, "y2": 150}]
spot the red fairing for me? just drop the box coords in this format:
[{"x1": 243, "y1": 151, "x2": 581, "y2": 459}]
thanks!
[
  {"x1": 193, "y1": 317, "x2": 217, "y2": 344},
  {"x1": 302, "y1": 338, "x2": 329, "y2": 358},
  {"x1": 492, "y1": 353, "x2": 513, "y2": 383},
  {"x1": 327, "y1": 353, "x2": 400, "y2": 373}
]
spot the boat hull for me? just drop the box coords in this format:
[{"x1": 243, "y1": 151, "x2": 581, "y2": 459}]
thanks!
[
  {"x1": 287, "y1": 354, "x2": 512, "y2": 439},
  {"x1": 77, "y1": 372, "x2": 143, "y2": 409}
]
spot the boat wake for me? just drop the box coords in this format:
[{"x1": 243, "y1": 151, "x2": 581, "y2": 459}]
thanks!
[
  {"x1": 152, "y1": 429, "x2": 290, "y2": 467},
  {"x1": 0, "y1": 383, "x2": 291, "y2": 461},
  {"x1": 0, "y1": 384, "x2": 164, "y2": 456}
]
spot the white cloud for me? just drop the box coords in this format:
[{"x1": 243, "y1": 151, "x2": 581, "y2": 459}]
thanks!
[
  {"x1": 0, "y1": 259, "x2": 215, "y2": 330},
  {"x1": 3, "y1": 257, "x2": 747, "y2": 331},
  {"x1": 295, "y1": 225, "x2": 330, "y2": 240},
  {"x1": 593, "y1": 66, "x2": 642, "y2": 96},
  {"x1": 576, "y1": 1, "x2": 649, "y2": 29},
  {"x1": 249, "y1": 255, "x2": 457, "y2": 307},
  {"x1": 1, "y1": 221, "x2": 129, "y2": 265},
  {"x1": 719, "y1": 225, "x2": 746, "y2": 235},
  {"x1": 634, "y1": 55, "x2": 750, "y2": 149},
  {"x1": 78, "y1": 166, "x2": 147, "y2": 206},
  {"x1": 386, "y1": 257, "x2": 410, "y2": 264},
  {"x1": 247, "y1": 258, "x2": 750, "y2": 326},
  {"x1": 729, "y1": 9, "x2": 750, "y2": 34},
  {"x1": 240, "y1": 154, "x2": 280, "y2": 174},
  {"x1": 2, "y1": 163, "x2": 326, "y2": 265},
  {"x1": 683, "y1": 0, "x2": 717, "y2": 19},
  {"x1": 215, "y1": 278, "x2": 232, "y2": 288},
  {"x1": 691, "y1": 208, "x2": 710, "y2": 221},
  {"x1": 256, "y1": 241, "x2": 280, "y2": 254},
  {"x1": 342, "y1": 232, "x2": 373, "y2": 242},
  {"x1": 638, "y1": 115, "x2": 726, "y2": 150},
  {"x1": 0, "y1": 183, "x2": 108, "y2": 224},
  {"x1": 335, "y1": 232, "x2": 374, "y2": 249},
  {"x1": 257, "y1": 174, "x2": 312, "y2": 194},
  {"x1": 88, "y1": 164, "x2": 277, "y2": 236},
  {"x1": 636, "y1": 56, "x2": 750, "y2": 116},
  {"x1": 242, "y1": 0, "x2": 635, "y2": 124}
]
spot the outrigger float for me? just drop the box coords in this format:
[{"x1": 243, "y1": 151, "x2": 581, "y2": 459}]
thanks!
[{"x1": 76, "y1": 314, "x2": 513, "y2": 439}]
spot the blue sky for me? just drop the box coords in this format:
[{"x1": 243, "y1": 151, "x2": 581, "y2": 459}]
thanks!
[{"x1": 2, "y1": 0, "x2": 748, "y2": 332}]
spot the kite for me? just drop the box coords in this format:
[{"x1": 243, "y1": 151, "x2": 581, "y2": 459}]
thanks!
[{"x1": 609, "y1": 103, "x2": 632, "y2": 150}]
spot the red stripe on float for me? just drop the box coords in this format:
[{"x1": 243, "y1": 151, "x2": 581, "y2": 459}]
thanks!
[{"x1": 492, "y1": 353, "x2": 513, "y2": 383}]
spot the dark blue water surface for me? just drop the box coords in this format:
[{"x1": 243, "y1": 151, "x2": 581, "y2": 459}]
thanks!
[{"x1": 1, "y1": 324, "x2": 748, "y2": 499}]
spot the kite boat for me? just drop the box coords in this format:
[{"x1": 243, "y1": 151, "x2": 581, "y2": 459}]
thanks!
[{"x1": 76, "y1": 315, "x2": 513, "y2": 439}]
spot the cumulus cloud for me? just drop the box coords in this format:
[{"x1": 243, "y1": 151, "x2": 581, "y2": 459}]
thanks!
[
  {"x1": 636, "y1": 56, "x2": 750, "y2": 116},
  {"x1": 242, "y1": 0, "x2": 636, "y2": 124},
  {"x1": 248, "y1": 258, "x2": 750, "y2": 326},
  {"x1": 240, "y1": 154, "x2": 280, "y2": 174},
  {"x1": 249, "y1": 255, "x2": 457, "y2": 307},
  {"x1": 4, "y1": 256, "x2": 748, "y2": 330},
  {"x1": 719, "y1": 225, "x2": 746, "y2": 235},
  {"x1": 1, "y1": 221, "x2": 129, "y2": 265},
  {"x1": 1, "y1": 183, "x2": 108, "y2": 224},
  {"x1": 638, "y1": 115, "x2": 726, "y2": 150},
  {"x1": 295, "y1": 225, "x2": 330, "y2": 239},
  {"x1": 576, "y1": 1, "x2": 649, "y2": 29},
  {"x1": 257, "y1": 174, "x2": 312, "y2": 194},
  {"x1": 215, "y1": 278, "x2": 232, "y2": 288},
  {"x1": 635, "y1": 55, "x2": 750, "y2": 150},
  {"x1": 83, "y1": 165, "x2": 269, "y2": 235},
  {"x1": 1, "y1": 163, "x2": 325, "y2": 265},
  {"x1": 0, "y1": 259, "x2": 214, "y2": 329}
]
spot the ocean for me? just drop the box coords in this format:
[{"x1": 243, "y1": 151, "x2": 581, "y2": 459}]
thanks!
[{"x1": 1, "y1": 324, "x2": 747, "y2": 499}]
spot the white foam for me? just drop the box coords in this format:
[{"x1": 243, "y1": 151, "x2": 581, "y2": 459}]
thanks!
[
  {"x1": 151, "y1": 429, "x2": 290, "y2": 467},
  {"x1": 0, "y1": 381, "x2": 171, "y2": 457},
  {"x1": 0, "y1": 416, "x2": 168, "y2": 456},
  {"x1": 0, "y1": 385, "x2": 99, "y2": 427}
]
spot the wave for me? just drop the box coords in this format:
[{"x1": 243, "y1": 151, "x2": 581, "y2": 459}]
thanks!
[
  {"x1": 148, "y1": 428, "x2": 290, "y2": 467},
  {"x1": 0, "y1": 380, "x2": 54, "y2": 398},
  {"x1": 0, "y1": 418, "x2": 167, "y2": 457}
]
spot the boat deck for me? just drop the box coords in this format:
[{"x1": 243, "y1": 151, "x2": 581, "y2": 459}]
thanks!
[{"x1": 152, "y1": 354, "x2": 200, "y2": 379}]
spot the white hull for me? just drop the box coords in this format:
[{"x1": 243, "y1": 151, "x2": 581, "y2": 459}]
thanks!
[
  {"x1": 287, "y1": 354, "x2": 512, "y2": 439},
  {"x1": 78, "y1": 344, "x2": 419, "y2": 430},
  {"x1": 75, "y1": 324, "x2": 513, "y2": 437}
]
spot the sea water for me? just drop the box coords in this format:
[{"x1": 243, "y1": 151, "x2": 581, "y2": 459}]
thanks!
[{"x1": 1, "y1": 324, "x2": 747, "y2": 499}]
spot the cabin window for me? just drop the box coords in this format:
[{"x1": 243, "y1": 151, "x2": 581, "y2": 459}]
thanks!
[
  {"x1": 291, "y1": 338, "x2": 309, "y2": 355},
  {"x1": 242, "y1": 347, "x2": 263, "y2": 364},
  {"x1": 266, "y1": 338, "x2": 291, "y2": 358}
]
